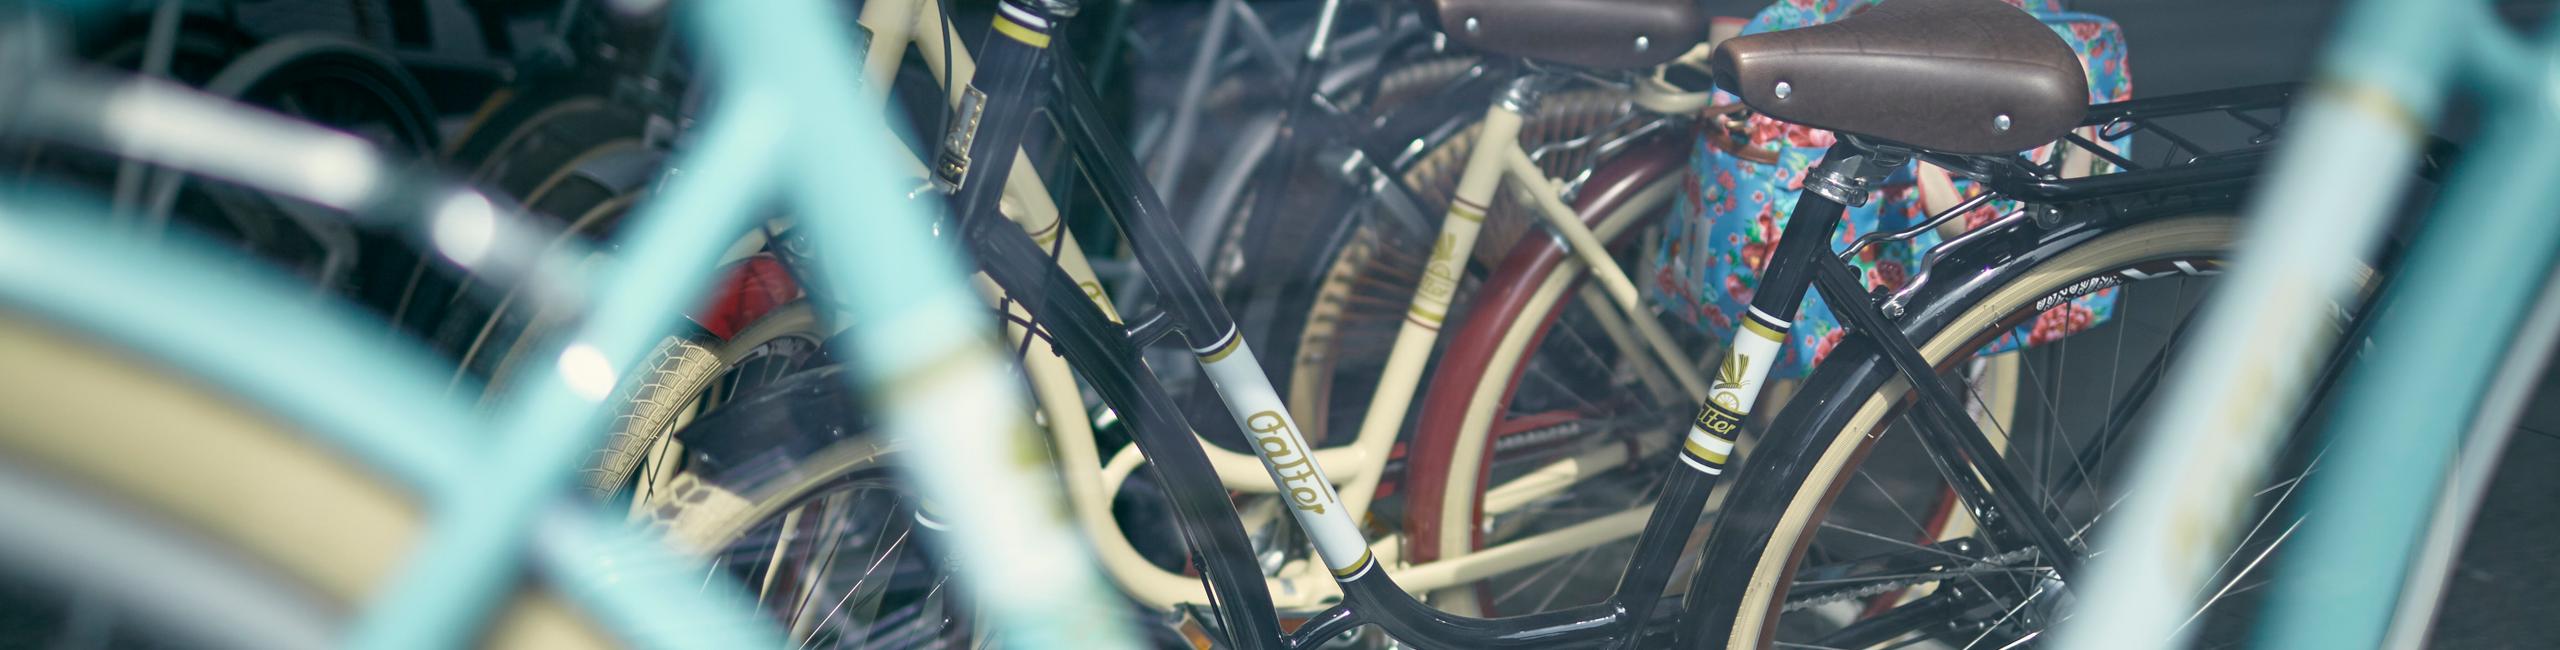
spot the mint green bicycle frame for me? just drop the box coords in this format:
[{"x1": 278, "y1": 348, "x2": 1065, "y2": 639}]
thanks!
[
  {"x1": 2061, "y1": 1, "x2": 2560, "y2": 647},
  {"x1": 0, "y1": 0, "x2": 1131, "y2": 647}
]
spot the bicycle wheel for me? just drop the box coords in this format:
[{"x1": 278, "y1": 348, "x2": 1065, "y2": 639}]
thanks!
[
  {"x1": 580, "y1": 297, "x2": 831, "y2": 499},
  {"x1": 1249, "y1": 84, "x2": 1702, "y2": 618},
  {"x1": 1688, "y1": 213, "x2": 2364, "y2": 648},
  {"x1": 1388, "y1": 134, "x2": 1703, "y2": 617},
  {"x1": 412, "y1": 89, "x2": 658, "y2": 383},
  {"x1": 640, "y1": 365, "x2": 973, "y2": 648},
  {"x1": 403, "y1": 89, "x2": 834, "y2": 502},
  {"x1": 1269, "y1": 87, "x2": 1668, "y2": 448},
  {"x1": 0, "y1": 315, "x2": 612, "y2": 648},
  {"x1": 11, "y1": 31, "x2": 440, "y2": 305}
]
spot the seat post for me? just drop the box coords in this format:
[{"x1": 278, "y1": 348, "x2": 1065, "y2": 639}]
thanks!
[
  {"x1": 1641, "y1": 141, "x2": 1924, "y2": 642},
  {"x1": 1749, "y1": 139, "x2": 1906, "y2": 321},
  {"x1": 1671, "y1": 140, "x2": 1909, "y2": 484}
]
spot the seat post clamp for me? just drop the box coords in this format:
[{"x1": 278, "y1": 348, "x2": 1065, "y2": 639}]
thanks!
[
  {"x1": 1804, "y1": 137, "x2": 1911, "y2": 207},
  {"x1": 1495, "y1": 75, "x2": 1548, "y2": 116}
]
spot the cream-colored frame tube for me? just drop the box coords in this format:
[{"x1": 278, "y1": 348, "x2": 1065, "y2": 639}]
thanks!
[
  {"x1": 1502, "y1": 146, "x2": 1708, "y2": 401},
  {"x1": 1321, "y1": 102, "x2": 1528, "y2": 526},
  {"x1": 860, "y1": 0, "x2": 1118, "y2": 322},
  {"x1": 1420, "y1": 164, "x2": 1693, "y2": 608}
]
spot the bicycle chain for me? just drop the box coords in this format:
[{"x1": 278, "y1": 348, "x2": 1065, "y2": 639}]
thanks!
[{"x1": 1780, "y1": 547, "x2": 2042, "y2": 612}]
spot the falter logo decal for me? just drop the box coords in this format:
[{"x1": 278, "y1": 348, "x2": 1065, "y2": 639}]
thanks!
[{"x1": 1713, "y1": 352, "x2": 1750, "y2": 411}]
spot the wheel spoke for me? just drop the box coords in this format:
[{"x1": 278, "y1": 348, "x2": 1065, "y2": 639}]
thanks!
[
  {"x1": 1571, "y1": 287, "x2": 1682, "y2": 403},
  {"x1": 2184, "y1": 455, "x2": 2322, "y2": 607},
  {"x1": 2050, "y1": 310, "x2": 2195, "y2": 503},
  {"x1": 2174, "y1": 515, "x2": 2303, "y2": 635},
  {"x1": 786, "y1": 493, "x2": 860, "y2": 641},
  {"x1": 1854, "y1": 471, "x2": 1934, "y2": 537},
  {"x1": 1958, "y1": 583, "x2": 2048, "y2": 650},
  {"x1": 1760, "y1": 248, "x2": 2349, "y2": 649},
  {"x1": 1816, "y1": 523, "x2": 2002, "y2": 568},
  {"x1": 2013, "y1": 352, "x2": 2081, "y2": 524},
  {"x1": 794, "y1": 514, "x2": 915, "y2": 649},
  {"x1": 2037, "y1": 338, "x2": 2068, "y2": 516}
]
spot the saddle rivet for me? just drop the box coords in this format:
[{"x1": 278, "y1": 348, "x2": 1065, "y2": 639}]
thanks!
[
  {"x1": 1773, "y1": 81, "x2": 1792, "y2": 99},
  {"x1": 1994, "y1": 114, "x2": 2013, "y2": 131},
  {"x1": 1634, "y1": 36, "x2": 1650, "y2": 52},
  {"x1": 1464, "y1": 17, "x2": 1479, "y2": 34}
]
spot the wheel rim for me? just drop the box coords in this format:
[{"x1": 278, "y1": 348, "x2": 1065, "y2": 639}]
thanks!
[
  {"x1": 1734, "y1": 219, "x2": 2360, "y2": 648},
  {"x1": 1433, "y1": 179, "x2": 1705, "y2": 616}
]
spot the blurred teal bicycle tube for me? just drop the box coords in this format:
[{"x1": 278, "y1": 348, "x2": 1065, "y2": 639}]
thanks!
[
  {"x1": 2060, "y1": 1, "x2": 2560, "y2": 647},
  {"x1": 0, "y1": 0, "x2": 1136, "y2": 646}
]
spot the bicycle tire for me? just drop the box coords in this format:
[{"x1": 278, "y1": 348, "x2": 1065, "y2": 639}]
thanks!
[
  {"x1": 0, "y1": 315, "x2": 614, "y2": 648},
  {"x1": 638, "y1": 365, "x2": 968, "y2": 647},
  {"x1": 1251, "y1": 85, "x2": 1697, "y2": 615},
  {"x1": 578, "y1": 301, "x2": 829, "y2": 498},
  {"x1": 579, "y1": 334, "x2": 721, "y2": 497},
  {"x1": 1268, "y1": 88, "x2": 1668, "y2": 449},
  {"x1": 403, "y1": 88, "x2": 653, "y2": 370},
  {"x1": 1394, "y1": 135, "x2": 1694, "y2": 615},
  {"x1": 1686, "y1": 212, "x2": 2346, "y2": 648}
]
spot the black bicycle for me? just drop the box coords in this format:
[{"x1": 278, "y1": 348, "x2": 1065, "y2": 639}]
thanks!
[{"x1": 659, "y1": 0, "x2": 2417, "y2": 646}]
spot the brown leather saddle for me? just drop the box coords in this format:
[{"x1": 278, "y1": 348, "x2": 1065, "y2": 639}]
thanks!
[
  {"x1": 1433, "y1": 0, "x2": 1710, "y2": 70},
  {"x1": 1709, "y1": 0, "x2": 2089, "y2": 155}
]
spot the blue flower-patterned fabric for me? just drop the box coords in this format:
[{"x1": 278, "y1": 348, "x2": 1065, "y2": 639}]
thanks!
[{"x1": 1648, "y1": 0, "x2": 2133, "y2": 377}]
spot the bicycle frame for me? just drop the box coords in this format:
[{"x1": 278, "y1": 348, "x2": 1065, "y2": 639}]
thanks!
[{"x1": 0, "y1": 0, "x2": 1131, "y2": 647}]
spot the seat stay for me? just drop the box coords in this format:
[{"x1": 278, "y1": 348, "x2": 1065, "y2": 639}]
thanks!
[{"x1": 1808, "y1": 247, "x2": 2086, "y2": 583}]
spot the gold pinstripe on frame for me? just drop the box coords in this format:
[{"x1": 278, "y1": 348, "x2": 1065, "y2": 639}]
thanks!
[
  {"x1": 1741, "y1": 310, "x2": 1788, "y2": 343},
  {"x1": 1448, "y1": 199, "x2": 1487, "y2": 223},
  {"x1": 1683, "y1": 437, "x2": 1730, "y2": 465},
  {"x1": 2315, "y1": 77, "x2": 2424, "y2": 142},
  {"x1": 1331, "y1": 549, "x2": 1376, "y2": 580},
  {"x1": 1197, "y1": 330, "x2": 1243, "y2": 363},
  {"x1": 993, "y1": 15, "x2": 1050, "y2": 48}
]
